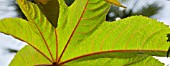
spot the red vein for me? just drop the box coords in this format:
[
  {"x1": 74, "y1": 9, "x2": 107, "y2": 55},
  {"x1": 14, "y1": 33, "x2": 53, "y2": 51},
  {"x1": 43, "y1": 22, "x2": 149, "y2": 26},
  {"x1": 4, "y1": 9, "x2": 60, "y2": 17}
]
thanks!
[
  {"x1": 1, "y1": 20, "x2": 52, "y2": 62},
  {"x1": 33, "y1": 18, "x2": 55, "y2": 62},
  {"x1": 59, "y1": 50, "x2": 166, "y2": 64},
  {"x1": 20, "y1": 2, "x2": 54, "y2": 62},
  {"x1": 58, "y1": 0, "x2": 89, "y2": 62},
  {"x1": 55, "y1": 29, "x2": 59, "y2": 62},
  {"x1": 9, "y1": 35, "x2": 53, "y2": 63}
]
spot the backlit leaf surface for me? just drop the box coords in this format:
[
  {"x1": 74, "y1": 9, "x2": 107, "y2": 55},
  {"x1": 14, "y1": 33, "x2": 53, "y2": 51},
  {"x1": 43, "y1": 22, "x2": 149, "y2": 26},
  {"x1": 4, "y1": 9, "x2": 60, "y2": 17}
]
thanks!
[
  {"x1": 0, "y1": 0, "x2": 57, "y2": 63},
  {"x1": 65, "y1": 55, "x2": 164, "y2": 66},
  {"x1": 0, "y1": 0, "x2": 169, "y2": 66},
  {"x1": 10, "y1": 45, "x2": 51, "y2": 66}
]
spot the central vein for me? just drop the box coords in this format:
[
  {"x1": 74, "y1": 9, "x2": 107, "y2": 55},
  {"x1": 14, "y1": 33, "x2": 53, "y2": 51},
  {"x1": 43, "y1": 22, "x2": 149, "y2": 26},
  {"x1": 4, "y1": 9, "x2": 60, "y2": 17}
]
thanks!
[{"x1": 57, "y1": 0, "x2": 89, "y2": 63}]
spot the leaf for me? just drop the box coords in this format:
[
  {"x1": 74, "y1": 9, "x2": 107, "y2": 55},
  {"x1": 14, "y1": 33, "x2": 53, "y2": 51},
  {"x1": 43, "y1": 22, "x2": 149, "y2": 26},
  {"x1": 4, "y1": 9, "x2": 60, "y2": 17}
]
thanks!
[
  {"x1": 57, "y1": 0, "x2": 170, "y2": 63},
  {"x1": 105, "y1": 0, "x2": 126, "y2": 8},
  {"x1": 57, "y1": 0, "x2": 110, "y2": 61},
  {"x1": 0, "y1": 0, "x2": 170, "y2": 66},
  {"x1": 0, "y1": 0, "x2": 57, "y2": 64},
  {"x1": 17, "y1": 0, "x2": 57, "y2": 62},
  {"x1": 58, "y1": 14, "x2": 170, "y2": 64},
  {"x1": 65, "y1": 55, "x2": 164, "y2": 66},
  {"x1": 10, "y1": 45, "x2": 51, "y2": 66},
  {"x1": 37, "y1": 0, "x2": 49, "y2": 5},
  {"x1": 34, "y1": 0, "x2": 59, "y2": 27}
]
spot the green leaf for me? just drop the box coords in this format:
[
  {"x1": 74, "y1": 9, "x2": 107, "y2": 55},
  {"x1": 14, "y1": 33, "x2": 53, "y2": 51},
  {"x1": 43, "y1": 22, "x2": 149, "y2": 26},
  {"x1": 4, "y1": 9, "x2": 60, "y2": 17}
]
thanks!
[
  {"x1": 0, "y1": 0, "x2": 170, "y2": 66},
  {"x1": 65, "y1": 55, "x2": 164, "y2": 66},
  {"x1": 0, "y1": 0, "x2": 57, "y2": 64},
  {"x1": 17, "y1": 0, "x2": 57, "y2": 62},
  {"x1": 59, "y1": 15, "x2": 170, "y2": 63},
  {"x1": 57, "y1": 0, "x2": 117, "y2": 62},
  {"x1": 0, "y1": 17, "x2": 56, "y2": 64},
  {"x1": 33, "y1": 0, "x2": 59, "y2": 28},
  {"x1": 10, "y1": 45, "x2": 51, "y2": 66},
  {"x1": 105, "y1": 0, "x2": 126, "y2": 8}
]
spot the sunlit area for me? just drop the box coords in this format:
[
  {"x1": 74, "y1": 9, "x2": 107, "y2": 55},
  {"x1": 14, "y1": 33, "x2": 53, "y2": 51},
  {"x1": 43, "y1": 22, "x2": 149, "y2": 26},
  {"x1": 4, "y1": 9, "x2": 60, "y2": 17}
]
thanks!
[{"x1": 0, "y1": 0, "x2": 170, "y2": 66}]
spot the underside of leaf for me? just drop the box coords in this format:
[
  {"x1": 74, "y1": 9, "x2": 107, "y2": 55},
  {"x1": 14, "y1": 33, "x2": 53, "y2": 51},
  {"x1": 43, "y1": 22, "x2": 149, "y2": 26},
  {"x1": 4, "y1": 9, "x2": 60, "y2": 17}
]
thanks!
[
  {"x1": 0, "y1": 0, "x2": 170, "y2": 66},
  {"x1": 34, "y1": 0, "x2": 59, "y2": 27}
]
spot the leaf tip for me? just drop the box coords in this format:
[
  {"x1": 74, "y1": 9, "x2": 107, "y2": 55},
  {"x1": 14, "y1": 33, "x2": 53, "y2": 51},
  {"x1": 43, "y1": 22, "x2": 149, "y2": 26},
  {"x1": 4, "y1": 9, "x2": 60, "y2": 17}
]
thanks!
[
  {"x1": 105, "y1": 0, "x2": 126, "y2": 8},
  {"x1": 38, "y1": 0, "x2": 49, "y2": 5}
]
